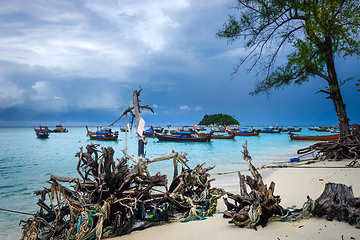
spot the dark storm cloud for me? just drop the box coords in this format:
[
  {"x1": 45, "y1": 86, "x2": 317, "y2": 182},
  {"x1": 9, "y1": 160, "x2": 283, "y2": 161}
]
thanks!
[{"x1": 0, "y1": 0, "x2": 359, "y2": 126}]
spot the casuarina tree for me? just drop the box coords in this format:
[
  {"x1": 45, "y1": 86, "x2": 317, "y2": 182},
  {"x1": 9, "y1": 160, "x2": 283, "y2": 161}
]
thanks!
[{"x1": 217, "y1": 0, "x2": 360, "y2": 139}]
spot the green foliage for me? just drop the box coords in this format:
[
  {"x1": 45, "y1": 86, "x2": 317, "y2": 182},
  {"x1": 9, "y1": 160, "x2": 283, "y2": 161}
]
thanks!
[
  {"x1": 199, "y1": 114, "x2": 239, "y2": 126},
  {"x1": 216, "y1": 0, "x2": 360, "y2": 94}
]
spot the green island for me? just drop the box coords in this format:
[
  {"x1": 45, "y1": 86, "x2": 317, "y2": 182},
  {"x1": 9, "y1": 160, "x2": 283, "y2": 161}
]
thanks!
[{"x1": 199, "y1": 113, "x2": 239, "y2": 126}]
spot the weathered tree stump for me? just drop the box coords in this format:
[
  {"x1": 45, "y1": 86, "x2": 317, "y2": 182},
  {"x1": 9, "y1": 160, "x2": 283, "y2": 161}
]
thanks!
[{"x1": 312, "y1": 182, "x2": 360, "y2": 226}]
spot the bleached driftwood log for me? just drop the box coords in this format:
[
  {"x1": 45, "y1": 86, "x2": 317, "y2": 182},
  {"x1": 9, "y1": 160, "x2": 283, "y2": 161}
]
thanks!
[
  {"x1": 122, "y1": 147, "x2": 188, "y2": 175},
  {"x1": 108, "y1": 87, "x2": 154, "y2": 128}
]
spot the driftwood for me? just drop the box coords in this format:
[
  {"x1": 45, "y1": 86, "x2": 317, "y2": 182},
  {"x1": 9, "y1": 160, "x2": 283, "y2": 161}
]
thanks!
[
  {"x1": 312, "y1": 182, "x2": 360, "y2": 226},
  {"x1": 108, "y1": 88, "x2": 154, "y2": 128},
  {"x1": 224, "y1": 141, "x2": 360, "y2": 231},
  {"x1": 223, "y1": 141, "x2": 283, "y2": 229},
  {"x1": 297, "y1": 126, "x2": 360, "y2": 162},
  {"x1": 20, "y1": 88, "x2": 224, "y2": 240},
  {"x1": 19, "y1": 144, "x2": 222, "y2": 240},
  {"x1": 298, "y1": 139, "x2": 360, "y2": 160},
  {"x1": 123, "y1": 147, "x2": 187, "y2": 176}
]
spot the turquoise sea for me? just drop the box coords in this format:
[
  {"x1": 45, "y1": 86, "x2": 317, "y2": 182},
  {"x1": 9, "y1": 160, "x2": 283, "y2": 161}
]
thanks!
[{"x1": 0, "y1": 126, "x2": 323, "y2": 239}]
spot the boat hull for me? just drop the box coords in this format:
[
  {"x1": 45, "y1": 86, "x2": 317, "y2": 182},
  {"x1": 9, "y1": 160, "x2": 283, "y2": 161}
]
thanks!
[
  {"x1": 36, "y1": 132, "x2": 49, "y2": 138},
  {"x1": 198, "y1": 132, "x2": 235, "y2": 139},
  {"x1": 143, "y1": 132, "x2": 155, "y2": 137},
  {"x1": 282, "y1": 128, "x2": 302, "y2": 133},
  {"x1": 234, "y1": 132, "x2": 259, "y2": 136},
  {"x1": 51, "y1": 129, "x2": 68, "y2": 133},
  {"x1": 89, "y1": 135, "x2": 118, "y2": 141},
  {"x1": 86, "y1": 126, "x2": 118, "y2": 141},
  {"x1": 51, "y1": 125, "x2": 68, "y2": 132},
  {"x1": 34, "y1": 126, "x2": 50, "y2": 138},
  {"x1": 211, "y1": 134, "x2": 235, "y2": 139},
  {"x1": 155, "y1": 133, "x2": 211, "y2": 142},
  {"x1": 260, "y1": 130, "x2": 281, "y2": 133},
  {"x1": 290, "y1": 134, "x2": 339, "y2": 141},
  {"x1": 227, "y1": 129, "x2": 259, "y2": 136}
]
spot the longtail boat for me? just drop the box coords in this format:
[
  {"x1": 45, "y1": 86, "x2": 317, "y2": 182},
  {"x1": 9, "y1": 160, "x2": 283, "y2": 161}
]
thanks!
[
  {"x1": 50, "y1": 124, "x2": 68, "y2": 133},
  {"x1": 164, "y1": 125, "x2": 193, "y2": 135},
  {"x1": 234, "y1": 131, "x2": 259, "y2": 136},
  {"x1": 290, "y1": 133, "x2": 339, "y2": 141},
  {"x1": 226, "y1": 125, "x2": 259, "y2": 136},
  {"x1": 34, "y1": 125, "x2": 50, "y2": 138},
  {"x1": 143, "y1": 127, "x2": 164, "y2": 137},
  {"x1": 260, "y1": 128, "x2": 281, "y2": 133},
  {"x1": 197, "y1": 131, "x2": 235, "y2": 139},
  {"x1": 86, "y1": 126, "x2": 118, "y2": 141},
  {"x1": 120, "y1": 128, "x2": 129, "y2": 132},
  {"x1": 210, "y1": 127, "x2": 226, "y2": 132},
  {"x1": 211, "y1": 134, "x2": 235, "y2": 139},
  {"x1": 226, "y1": 129, "x2": 259, "y2": 136},
  {"x1": 155, "y1": 132, "x2": 211, "y2": 142},
  {"x1": 315, "y1": 126, "x2": 330, "y2": 132},
  {"x1": 143, "y1": 129, "x2": 155, "y2": 137},
  {"x1": 281, "y1": 127, "x2": 302, "y2": 133}
]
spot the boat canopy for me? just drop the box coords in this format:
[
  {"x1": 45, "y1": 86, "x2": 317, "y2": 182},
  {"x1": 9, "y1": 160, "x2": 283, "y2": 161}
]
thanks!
[{"x1": 96, "y1": 130, "x2": 108, "y2": 134}]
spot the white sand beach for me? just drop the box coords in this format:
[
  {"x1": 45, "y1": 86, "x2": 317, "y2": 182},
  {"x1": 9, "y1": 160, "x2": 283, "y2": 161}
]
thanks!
[{"x1": 113, "y1": 159, "x2": 360, "y2": 240}]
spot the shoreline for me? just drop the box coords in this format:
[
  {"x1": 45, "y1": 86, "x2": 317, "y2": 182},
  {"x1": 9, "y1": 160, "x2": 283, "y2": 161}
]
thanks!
[{"x1": 112, "y1": 159, "x2": 360, "y2": 240}]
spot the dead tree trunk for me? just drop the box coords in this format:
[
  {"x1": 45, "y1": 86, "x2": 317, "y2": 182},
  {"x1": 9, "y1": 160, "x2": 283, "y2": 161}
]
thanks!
[{"x1": 133, "y1": 88, "x2": 146, "y2": 157}]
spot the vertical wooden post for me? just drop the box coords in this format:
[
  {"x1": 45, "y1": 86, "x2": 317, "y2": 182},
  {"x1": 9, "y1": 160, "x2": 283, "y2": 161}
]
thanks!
[{"x1": 133, "y1": 88, "x2": 147, "y2": 157}]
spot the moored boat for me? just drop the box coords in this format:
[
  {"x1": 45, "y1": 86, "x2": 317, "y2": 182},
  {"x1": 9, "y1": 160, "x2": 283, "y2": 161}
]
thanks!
[
  {"x1": 259, "y1": 128, "x2": 281, "y2": 133},
  {"x1": 233, "y1": 131, "x2": 259, "y2": 136},
  {"x1": 164, "y1": 125, "x2": 193, "y2": 135},
  {"x1": 211, "y1": 133, "x2": 235, "y2": 139},
  {"x1": 34, "y1": 125, "x2": 50, "y2": 138},
  {"x1": 314, "y1": 126, "x2": 330, "y2": 132},
  {"x1": 155, "y1": 132, "x2": 211, "y2": 142},
  {"x1": 227, "y1": 126, "x2": 259, "y2": 136},
  {"x1": 281, "y1": 127, "x2": 302, "y2": 133},
  {"x1": 197, "y1": 131, "x2": 235, "y2": 139},
  {"x1": 51, "y1": 124, "x2": 68, "y2": 133},
  {"x1": 143, "y1": 129, "x2": 156, "y2": 136},
  {"x1": 86, "y1": 126, "x2": 119, "y2": 141},
  {"x1": 210, "y1": 127, "x2": 226, "y2": 132},
  {"x1": 143, "y1": 127, "x2": 164, "y2": 137},
  {"x1": 290, "y1": 133, "x2": 339, "y2": 141}
]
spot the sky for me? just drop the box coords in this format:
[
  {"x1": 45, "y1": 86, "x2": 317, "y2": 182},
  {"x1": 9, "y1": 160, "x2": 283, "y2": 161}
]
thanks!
[{"x1": 0, "y1": 0, "x2": 359, "y2": 127}]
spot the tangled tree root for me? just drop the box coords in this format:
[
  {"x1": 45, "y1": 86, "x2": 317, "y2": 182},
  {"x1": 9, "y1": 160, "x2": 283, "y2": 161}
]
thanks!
[
  {"x1": 297, "y1": 138, "x2": 360, "y2": 161},
  {"x1": 19, "y1": 144, "x2": 224, "y2": 240},
  {"x1": 224, "y1": 141, "x2": 360, "y2": 230}
]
